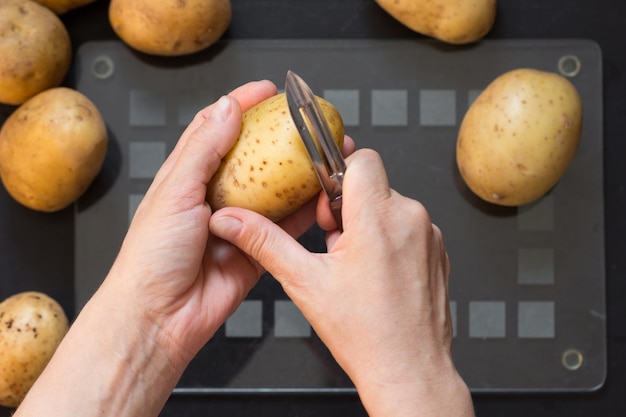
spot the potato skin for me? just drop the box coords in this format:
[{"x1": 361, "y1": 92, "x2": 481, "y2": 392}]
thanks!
[
  {"x1": 0, "y1": 291, "x2": 69, "y2": 408},
  {"x1": 31, "y1": 0, "x2": 97, "y2": 14},
  {"x1": 0, "y1": 87, "x2": 108, "y2": 212},
  {"x1": 456, "y1": 68, "x2": 582, "y2": 206},
  {"x1": 108, "y1": 0, "x2": 231, "y2": 56},
  {"x1": 0, "y1": 0, "x2": 71, "y2": 105},
  {"x1": 375, "y1": 0, "x2": 496, "y2": 44},
  {"x1": 207, "y1": 93, "x2": 344, "y2": 222}
]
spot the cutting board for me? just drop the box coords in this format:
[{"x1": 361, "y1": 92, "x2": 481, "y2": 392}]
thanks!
[{"x1": 73, "y1": 39, "x2": 604, "y2": 393}]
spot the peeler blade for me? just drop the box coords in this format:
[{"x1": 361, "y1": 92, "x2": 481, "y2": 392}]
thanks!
[{"x1": 285, "y1": 70, "x2": 346, "y2": 231}]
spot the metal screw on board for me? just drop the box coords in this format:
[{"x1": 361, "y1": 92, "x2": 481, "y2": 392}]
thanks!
[
  {"x1": 558, "y1": 55, "x2": 581, "y2": 77},
  {"x1": 91, "y1": 55, "x2": 115, "y2": 80},
  {"x1": 562, "y1": 348, "x2": 584, "y2": 371}
]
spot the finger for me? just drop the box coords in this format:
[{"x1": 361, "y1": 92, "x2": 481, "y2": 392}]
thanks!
[
  {"x1": 164, "y1": 96, "x2": 243, "y2": 189},
  {"x1": 152, "y1": 81, "x2": 277, "y2": 188},
  {"x1": 316, "y1": 192, "x2": 336, "y2": 231},
  {"x1": 316, "y1": 135, "x2": 357, "y2": 232},
  {"x1": 182, "y1": 80, "x2": 276, "y2": 145},
  {"x1": 343, "y1": 148, "x2": 392, "y2": 202},
  {"x1": 174, "y1": 80, "x2": 276, "y2": 153},
  {"x1": 317, "y1": 148, "x2": 392, "y2": 234},
  {"x1": 429, "y1": 223, "x2": 452, "y2": 329},
  {"x1": 342, "y1": 135, "x2": 356, "y2": 157},
  {"x1": 209, "y1": 207, "x2": 323, "y2": 288},
  {"x1": 432, "y1": 224, "x2": 449, "y2": 272},
  {"x1": 228, "y1": 79, "x2": 277, "y2": 111}
]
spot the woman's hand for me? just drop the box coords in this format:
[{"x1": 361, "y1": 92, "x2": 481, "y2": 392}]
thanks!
[
  {"x1": 103, "y1": 81, "x2": 280, "y2": 366},
  {"x1": 210, "y1": 149, "x2": 474, "y2": 417}
]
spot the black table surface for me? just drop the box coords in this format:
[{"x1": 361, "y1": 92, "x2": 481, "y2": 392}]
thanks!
[{"x1": 2, "y1": 0, "x2": 625, "y2": 416}]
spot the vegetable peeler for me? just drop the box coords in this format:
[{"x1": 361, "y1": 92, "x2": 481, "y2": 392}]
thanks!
[{"x1": 285, "y1": 70, "x2": 347, "y2": 232}]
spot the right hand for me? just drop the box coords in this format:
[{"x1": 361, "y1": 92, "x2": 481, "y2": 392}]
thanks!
[{"x1": 210, "y1": 148, "x2": 474, "y2": 417}]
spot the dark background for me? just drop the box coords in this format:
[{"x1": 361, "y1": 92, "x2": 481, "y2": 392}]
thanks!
[{"x1": 1, "y1": 0, "x2": 625, "y2": 415}]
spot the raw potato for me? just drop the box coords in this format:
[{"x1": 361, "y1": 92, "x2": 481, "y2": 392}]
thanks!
[
  {"x1": 31, "y1": 0, "x2": 97, "y2": 14},
  {"x1": 374, "y1": 0, "x2": 496, "y2": 44},
  {"x1": 207, "y1": 93, "x2": 344, "y2": 222},
  {"x1": 456, "y1": 68, "x2": 582, "y2": 206},
  {"x1": 0, "y1": 0, "x2": 72, "y2": 105},
  {"x1": 108, "y1": 0, "x2": 231, "y2": 56},
  {"x1": 0, "y1": 291, "x2": 69, "y2": 408},
  {"x1": 0, "y1": 87, "x2": 108, "y2": 212}
]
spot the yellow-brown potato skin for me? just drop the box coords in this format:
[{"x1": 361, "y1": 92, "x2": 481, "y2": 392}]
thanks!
[
  {"x1": 0, "y1": 291, "x2": 69, "y2": 408},
  {"x1": 0, "y1": 0, "x2": 71, "y2": 105},
  {"x1": 456, "y1": 68, "x2": 582, "y2": 206},
  {"x1": 0, "y1": 87, "x2": 108, "y2": 212},
  {"x1": 108, "y1": 0, "x2": 231, "y2": 56},
  {"x1": 31, "y1": 0, "x2": 97, "y2": 14},
  {"x1": 207, "y1": 93, "x2": 344, "y2": 222},
  {"x1": 375, "y1": 0, "x2": 496, "y2": 44}
]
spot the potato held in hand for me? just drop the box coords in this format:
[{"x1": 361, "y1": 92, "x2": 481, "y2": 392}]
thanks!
[
  {"x1": 456, "y1": 68, "x2": 582, "y2": 206},
  {"x1": 375, "y1": 0, "x2": 496, "y2": 44},
  {"x1": 0, "y1": 291, "x2": 69, "y2": 408},
  {"x1": 207, "y1": 93, "x2": 344, "y2": 222},
  {"x1": 0, "y1": 87, "x2": 108, "y2": 212}
]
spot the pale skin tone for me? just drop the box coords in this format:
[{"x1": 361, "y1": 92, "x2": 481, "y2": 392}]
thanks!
[{"x1": 14, "y1": 80, "x2": 474, "y2": 417}]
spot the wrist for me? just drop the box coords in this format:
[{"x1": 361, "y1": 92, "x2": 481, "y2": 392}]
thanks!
[
  {"x1": 15, "y1": 279, "x2": 186, "y2": 417},
  {"x1": 353, "y1": 358, "x2": 474, "y2": 417}
]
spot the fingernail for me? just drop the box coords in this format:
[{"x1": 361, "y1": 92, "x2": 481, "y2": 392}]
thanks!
[
  {"x1": 211, "y1": 215, "x2": 242, "y2": 238},
  {"x1": 209, "y1": 96, "x2": 232, "y2": 123}
]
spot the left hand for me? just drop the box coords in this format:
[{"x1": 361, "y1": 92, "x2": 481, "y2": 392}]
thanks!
[{"x1": 103, "y1": 80, "x2": 318, "y2": 366}]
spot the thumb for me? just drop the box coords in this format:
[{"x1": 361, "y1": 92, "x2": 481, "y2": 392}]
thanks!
[
  {"x1": 340, "y1": 148, "x2": 392, "y2": 231},
  {"x1": 209, "y1": 207, "x2": 322, "y2": 285}
]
